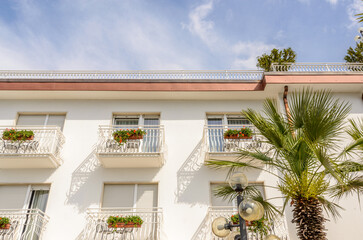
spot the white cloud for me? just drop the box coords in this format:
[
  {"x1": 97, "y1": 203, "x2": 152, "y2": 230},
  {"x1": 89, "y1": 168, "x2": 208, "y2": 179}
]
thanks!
[
  {"x1": 347, "y1": 0, "x2": 363, "y2": 28},
  {"x1": 184, "y1": 0, "x2": 279, "y2": 69},
  {"x1": 0, "y1": 0, "x2": 205, "y2": 70},
  {"x1": 325, "y1": 0, "x2": 338, "y2": 5}
]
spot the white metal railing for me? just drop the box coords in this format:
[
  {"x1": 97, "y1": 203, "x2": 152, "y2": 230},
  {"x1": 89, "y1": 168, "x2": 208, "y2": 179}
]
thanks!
[
  {"x1": 204, "y1": 125, "x2": 264, "y2": 154},
  {"x1": 82, "y1": 208, "x2": 163, "y2": 240},
  {"x1": 270, "y1": 63, "x2": 363, "y2": 72},
  {"x1": 0, "y1": 208, "x2": 49, "y2": 240},
  {"x1": 0, "y1": 126, "x2": 65, "y2": 163},
  {"x1": 96, "y1": 125, "x2": 164, "y2": 155},
  {"x1": 193, "y1": 207, "x2": 289, "y2": 240},
  {"x1": 0, "y1": 70, "x2": 263, "y2": 82}
]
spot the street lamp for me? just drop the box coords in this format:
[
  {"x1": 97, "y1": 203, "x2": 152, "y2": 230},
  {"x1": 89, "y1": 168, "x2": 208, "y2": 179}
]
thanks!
[
  {"x1": 354, "y1": 27, "x2": 363, "y2": 42},
  {"x1": 211, "y1": 172, "x2": 281, "y2": 240}
]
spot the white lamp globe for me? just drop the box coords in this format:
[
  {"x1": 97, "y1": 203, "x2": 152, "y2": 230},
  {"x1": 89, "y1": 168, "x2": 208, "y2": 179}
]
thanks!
[
  {"x1": 211, "y1": 217, "x2": 230, "y2": 238},
  {"x1": 239, "y1": 198, "x2": 264, "y2": 221},
  {"x1": 229, "y1": 172, "x2": 248, "y2": 192},
  {"x1": 265, "y1": 234, "x2": 281, "y2": 240},
  {"x1": 226, "y1": 231, "x2": 240, "y2": 240}
]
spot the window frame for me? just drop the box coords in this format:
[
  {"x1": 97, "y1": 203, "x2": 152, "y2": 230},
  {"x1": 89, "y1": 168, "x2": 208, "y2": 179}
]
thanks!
[{"x1": 16, "y1": 112, "x2": 67, "y2": 130}]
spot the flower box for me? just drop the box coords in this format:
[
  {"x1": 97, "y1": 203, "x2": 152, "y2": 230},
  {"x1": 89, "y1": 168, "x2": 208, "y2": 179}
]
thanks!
[
  {"x1": 0, "y1": 224, "x2": 10, "y2": 230},
  {"x1": 108, "y1": 223, "x2": 125, "y2": 228},
  {"x1": 2, "y1": 129, "x2": 34, "y2": 141},
  {"x1": 224, "y1": 135, "x2": 252, "y2": 139},
  {"x1": 112, "y1": 129, "x2": 146, "y2": 144},
  {"x1": 124, "y1": 223, "x2": 142, "y2": 228}
]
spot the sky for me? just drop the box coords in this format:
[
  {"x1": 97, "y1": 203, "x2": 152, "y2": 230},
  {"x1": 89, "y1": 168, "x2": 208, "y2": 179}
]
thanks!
[{"x1": 0, "y1": 0, "x2": 362, "y2": 70}]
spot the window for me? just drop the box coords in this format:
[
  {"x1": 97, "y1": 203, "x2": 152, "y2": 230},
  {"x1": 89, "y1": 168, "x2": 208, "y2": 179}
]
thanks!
[
  {"x1": 210, "y1": 183, "x2": 265, "y2": 207},
  {"x1": 0, "y1": 185, "x2": 49, "y2": 240},
  {"x1": 0, "y1": 185, "x2": 50, "y2": 211},
  {"x1": 207, "y1": 114, "x2": 251, "y2": 152},
  {"x1": 113, "y1": 114, "x2": 161, "y2": 153},
  {"x1": 17, "y1": 114, "x2": 66, "y2": 130},
  {"x1": 102, "y1": 184, "x2": 158, "y2": 208}
]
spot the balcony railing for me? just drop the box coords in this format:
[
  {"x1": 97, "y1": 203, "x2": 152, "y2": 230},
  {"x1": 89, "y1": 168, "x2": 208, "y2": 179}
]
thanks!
[
  {"x1": 270, "y1": 63, "x2": 363, "y2": 72},
  {"x1": 193, "y1": 207, "x2": 289, "y2": 240},
  {"x1": 204, "y1": 125, "x2": 265, "y2": 162},
  {"x1": 82, "y1": 208, "x2": 163, "y2": 240},
  {"x1": 0, "y1": 70, "x2": 264, "y2": 82},
  {"x1": 0, "y1": 126, "x2": 65, "y2": 168},
  {"x1": 0, "y1": 208, "x2": 49, "y2": 240},
  {"x1": 96, "y1": 125, "x2": 164, "y2": 168}
]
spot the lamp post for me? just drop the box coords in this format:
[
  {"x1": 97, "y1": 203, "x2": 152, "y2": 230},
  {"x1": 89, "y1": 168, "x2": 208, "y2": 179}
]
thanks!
[
  {"x1": 354, "y1": 27, "x2": 363, "y2": 42},
  {"x1": 211, "y1": 172, "x2": 280, "y2": 240}
]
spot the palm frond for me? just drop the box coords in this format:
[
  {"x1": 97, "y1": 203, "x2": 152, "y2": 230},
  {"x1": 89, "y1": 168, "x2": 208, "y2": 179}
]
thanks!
[
  {"x1": 329, "y1": 176, "x2": 363, "y2": 200},
  {"x1": 317, "y1": 196, "x2": 343, "y2": 220}
]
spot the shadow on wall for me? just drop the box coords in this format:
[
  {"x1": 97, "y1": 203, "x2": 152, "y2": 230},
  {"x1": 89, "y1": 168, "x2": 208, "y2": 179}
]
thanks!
[
  {"x1": 175, "y1": 139, "x2": 208, "y2": 204},
  {"x1": 65, "y1": 148, "x2": 101, "y2": 213}
]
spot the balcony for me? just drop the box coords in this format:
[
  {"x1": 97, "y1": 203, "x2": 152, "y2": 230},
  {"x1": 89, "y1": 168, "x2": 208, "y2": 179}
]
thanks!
[
  {"x1": 193, "y1": 207, "x2": 289, "y2": 240},
  {"x1": 0, "y1": 126, "x2": 65, "y2": 169},
  {"x1": 96, "y1": 125, "x2": 164, "y2": 168},
  {"x1": 82, "y1": 208, "x2": 163, "y2": 240},
  {"x1": 0, "y1": 208, "x2": 49, "y2": 240},
  {"x1": 204, "y1": 125, "x2": 266, "y2": 164},
  {"x1": 270, "y1": 63, "x2": 363, "y2": 73}
]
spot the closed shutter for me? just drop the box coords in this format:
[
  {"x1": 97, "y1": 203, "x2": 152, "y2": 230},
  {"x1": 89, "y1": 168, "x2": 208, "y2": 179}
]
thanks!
[
  {"x1": 102, "y1": 184, "x2": 135, "y2": 208},
  {"x1": 0, "y1": 185, "x2": 28, "y2": 209},
  {"x1": 17, "y1": 115, "x2": 46, "y2": 126},
  {"x1": 136, "y1": 184, "x2": 158, "y2": 208}
]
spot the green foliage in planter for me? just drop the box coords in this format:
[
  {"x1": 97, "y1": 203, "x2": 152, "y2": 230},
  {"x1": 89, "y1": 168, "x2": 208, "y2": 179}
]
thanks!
[
  {"x1": 124, "y1": 215, "x2": 143, "y2": 226},
  {"x1": 247, "y1": 217, "x2": 271, "y2": 237},
  {"x1": 2, "y1": 129, "x2": 34, "y2": 141},
  {"x1": 107, "y1": 215, "x2": 143, "y2": 227},
  {"x1": 112, "y1": 129, "x2": 146, "y2": 144},
  {"x1": 230, "y1": 214, "x2": 239, "y2": 224},
  {"x1": 0, "y1": 217, "x2": 10, "y2": 228},
  {"x1": 224, "y1": 127, "x2": 252, "y2": 138}
]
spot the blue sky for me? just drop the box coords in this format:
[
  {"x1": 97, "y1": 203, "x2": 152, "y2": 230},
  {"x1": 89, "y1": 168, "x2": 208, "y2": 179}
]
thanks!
[{"x1": 0, "y1": 0, "x2": 362, "y2": 70}]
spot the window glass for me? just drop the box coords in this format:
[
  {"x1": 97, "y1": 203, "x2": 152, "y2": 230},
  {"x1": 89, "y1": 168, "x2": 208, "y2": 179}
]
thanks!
[
  {"x1": 47, "y1": 115, "x2": 66, "y2": 130},
  {"x1": 114, "y1": 118, "x2": 139, "y2": 126}
]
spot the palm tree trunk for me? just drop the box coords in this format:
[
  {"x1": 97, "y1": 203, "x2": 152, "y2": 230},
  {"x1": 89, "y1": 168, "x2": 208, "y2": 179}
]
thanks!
[{"x1": 291, "y1": 196, "x2": 327, "y2": 240}]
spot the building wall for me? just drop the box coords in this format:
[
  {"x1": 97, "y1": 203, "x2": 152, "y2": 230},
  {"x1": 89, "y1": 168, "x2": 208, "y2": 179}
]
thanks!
[{"x1": 0, "y1": 92, "x2": 361, "y2": 240}]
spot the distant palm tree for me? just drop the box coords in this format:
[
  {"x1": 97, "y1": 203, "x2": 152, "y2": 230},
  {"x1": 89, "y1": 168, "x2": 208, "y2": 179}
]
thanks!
[{"x1": 206, "y1": 89, "x2": 363, "y2": 240}]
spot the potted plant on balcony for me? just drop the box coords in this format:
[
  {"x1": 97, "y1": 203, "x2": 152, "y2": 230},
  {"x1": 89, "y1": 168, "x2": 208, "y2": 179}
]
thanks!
[
  {"x1": 124, "y1": 215, "x2": 143, "y2": 228},
  {"x1": 224, "y1": 127, "x2": 252, "y2": 139},
  {"x1": 112, "y1": 129, "x2": 146, "y2": 145},
  {"x1": 2, "y1": 128, "x2": 34, "y2": 141},
  {"x1": 230, "y1": 214, "x2": 251, "y2": 226},
  {"x1": 247, "y1": 217, "x2": 271, "y2": 238},
  {"x1": 107, "y1": 216, "x2": 126, "y2": 228},
  {"x1": 0, "y1": 217, "x2": 10, "y2": 229},
  {"x1": 107, "y1": 215, "x2": 143, "y2": 228}
]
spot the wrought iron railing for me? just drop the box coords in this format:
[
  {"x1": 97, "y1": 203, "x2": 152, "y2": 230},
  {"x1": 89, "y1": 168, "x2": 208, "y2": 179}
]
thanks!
[
  {"x1": 0, "y1": 126, "x2": 65, "y2": 164},
  {"x1": 192, "y1": 207, "x2": 289, "y2": 240},
  {"x1": 0, "y1": 70, "x2": 263, "y2": 82},
  {"x1": 270, "y1": 63, "x2": 363, "y2": 72},
  {"x1": 0, "y1": 208, "x2": 49, "y2": 240},
  {"x1": 204, "y1": 125, "x2": 264, "y2": 154},
  {"x1": 96, "y1": 125, "x2": 164, "y2": 155},
  {"x1": 82, "y1": 208, "x2": 163, "y2": 240}
]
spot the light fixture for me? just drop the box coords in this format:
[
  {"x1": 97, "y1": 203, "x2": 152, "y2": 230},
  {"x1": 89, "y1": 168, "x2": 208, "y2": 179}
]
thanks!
[
  {"x1": 226, "y1": 231, "x2": 240, "y2": 240},
  {"x1": 229, "y1": 172, "x2": 248, "y2": 192},
  {"x1": 211, "y1": 217, "x2": 230, "y2": 238},
  {"x1": 355, "y1": 27, "x2": 363, "y2": 42},
  {"x1": 239, "y1": 198, "x2": 265, "y2": 222},
  {"x1": 265, "y1": 234, "x2": 281, "y2": 240}
]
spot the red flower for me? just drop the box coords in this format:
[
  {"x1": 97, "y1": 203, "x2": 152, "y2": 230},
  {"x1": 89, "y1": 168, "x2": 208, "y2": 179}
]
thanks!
[{"x1": 134, "y1": 130, "x2": 136, "y2": 133}]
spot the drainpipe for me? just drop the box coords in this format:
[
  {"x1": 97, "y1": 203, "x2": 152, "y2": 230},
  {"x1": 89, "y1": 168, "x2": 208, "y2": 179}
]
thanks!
[{"x1": 283, "y1": 86, "x2": 294, "y2": 136}]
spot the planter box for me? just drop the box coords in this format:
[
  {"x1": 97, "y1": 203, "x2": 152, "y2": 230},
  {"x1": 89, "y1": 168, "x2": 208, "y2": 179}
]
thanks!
[
  {"x1": 107, "y1": 223, "x2": 141, "y2": 228},
  {"x1": 127, "y1": 135, "x2": 143, "y2": 140},
  {"x1": 224, "y1": 135, "x2": 252, "y2": 139},
  {"x1": 0, "y1": 224, "x2": 11, "y2": 229},
  {"x1": 108, "y1": 223, "x2": 125, "y2": 228},
  {"x1": 2, "y1": 135, "x2": 34, "y2": 141}
]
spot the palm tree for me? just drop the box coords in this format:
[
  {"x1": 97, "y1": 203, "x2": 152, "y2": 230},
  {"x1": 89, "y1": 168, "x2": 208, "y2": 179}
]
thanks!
[{"x1": 206, "y1": 89, "x2": 363, "y2": 240}]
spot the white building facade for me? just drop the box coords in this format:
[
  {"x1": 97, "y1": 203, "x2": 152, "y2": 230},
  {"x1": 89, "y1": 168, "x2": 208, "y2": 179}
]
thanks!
[{"x1": 0, "y1": 64, "x2": 362, "y2": 240}]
